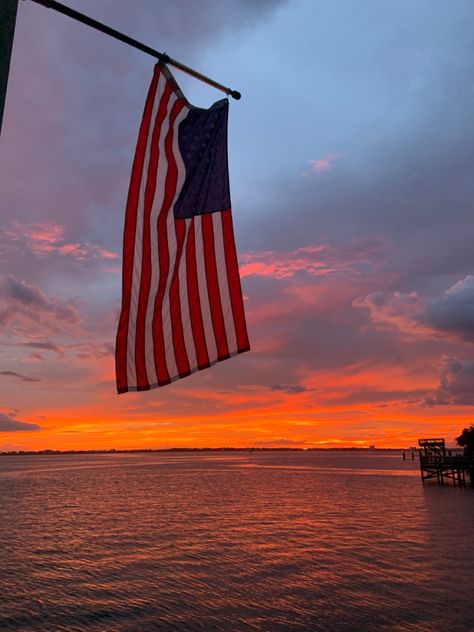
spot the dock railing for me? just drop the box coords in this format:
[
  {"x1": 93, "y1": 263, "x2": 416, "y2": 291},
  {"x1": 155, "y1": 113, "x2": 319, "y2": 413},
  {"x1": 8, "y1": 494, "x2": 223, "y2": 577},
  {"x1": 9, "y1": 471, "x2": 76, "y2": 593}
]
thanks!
[{"x1": 418, "y1": 438, "x2": 473, "y2": 486}]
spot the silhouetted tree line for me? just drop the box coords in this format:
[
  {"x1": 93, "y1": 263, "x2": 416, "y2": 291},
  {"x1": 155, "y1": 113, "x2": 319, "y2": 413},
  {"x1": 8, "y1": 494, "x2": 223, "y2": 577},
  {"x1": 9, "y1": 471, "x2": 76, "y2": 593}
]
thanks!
[{"x1": 456, "y1": 425, "x2": 474, "y2": 456}]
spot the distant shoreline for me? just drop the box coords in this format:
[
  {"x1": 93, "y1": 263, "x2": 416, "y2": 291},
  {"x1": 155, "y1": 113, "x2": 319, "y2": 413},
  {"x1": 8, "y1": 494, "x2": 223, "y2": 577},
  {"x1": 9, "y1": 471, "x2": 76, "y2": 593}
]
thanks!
[{"x1": 0, "y1": 446, "x2": 410, "y2": 456}]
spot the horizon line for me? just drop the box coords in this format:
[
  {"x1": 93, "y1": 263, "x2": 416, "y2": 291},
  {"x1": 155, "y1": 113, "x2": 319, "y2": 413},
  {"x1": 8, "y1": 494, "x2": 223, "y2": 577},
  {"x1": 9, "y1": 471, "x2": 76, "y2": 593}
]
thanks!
[{"x1": 0, "y1": 446, "x2": 428, "y2": 456}]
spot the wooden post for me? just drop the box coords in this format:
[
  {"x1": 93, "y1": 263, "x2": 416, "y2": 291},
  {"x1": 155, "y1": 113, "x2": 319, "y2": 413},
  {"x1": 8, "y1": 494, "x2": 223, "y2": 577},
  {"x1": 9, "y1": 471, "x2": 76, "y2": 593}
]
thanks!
[{"x1": 0, "y1": 0, "x2": 19, "y2": 135}]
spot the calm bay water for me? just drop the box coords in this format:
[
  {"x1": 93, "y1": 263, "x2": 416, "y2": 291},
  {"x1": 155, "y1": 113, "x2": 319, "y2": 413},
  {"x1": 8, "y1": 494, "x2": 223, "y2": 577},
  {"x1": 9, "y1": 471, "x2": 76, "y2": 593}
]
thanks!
[{"x1": 1, "y1": 450, "x2": 473, "y2": 631}]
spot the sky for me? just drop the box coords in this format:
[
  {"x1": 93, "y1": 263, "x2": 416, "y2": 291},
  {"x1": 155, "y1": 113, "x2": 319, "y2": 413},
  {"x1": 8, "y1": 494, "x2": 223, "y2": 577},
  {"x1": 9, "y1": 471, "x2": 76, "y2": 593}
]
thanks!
[{"x1": 1, "y1": 0, "x2": 473, "y2": 451}]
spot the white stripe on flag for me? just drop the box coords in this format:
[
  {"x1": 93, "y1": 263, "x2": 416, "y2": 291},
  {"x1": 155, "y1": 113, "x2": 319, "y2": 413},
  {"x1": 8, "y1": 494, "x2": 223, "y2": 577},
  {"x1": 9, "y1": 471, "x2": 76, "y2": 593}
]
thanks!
[
  {"x1": 177, "y1": 224, "x2": 198, "y2": 372},
  {"x1": 126, "y1": 72, "x2": 167, "y2": 388},
  {"x1": 213, "y1": 212, "x2": 238, "y2": 354},
  {"x1": 142, "y1": 91, "x2": 179, "y2": 386},
  {"x1": 160, "y1": 106, "x2": 190, "y2": 380},
  {"x1": 193, "y1": 215, "x2": 218, "y2": 362}
]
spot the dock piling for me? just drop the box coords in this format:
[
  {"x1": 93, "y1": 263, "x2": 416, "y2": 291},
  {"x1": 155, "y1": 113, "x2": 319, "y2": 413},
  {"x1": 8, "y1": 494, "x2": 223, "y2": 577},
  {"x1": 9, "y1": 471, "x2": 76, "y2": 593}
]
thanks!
[{"x1": 418, "y1": 438, "x2": 472, "y2": 486}]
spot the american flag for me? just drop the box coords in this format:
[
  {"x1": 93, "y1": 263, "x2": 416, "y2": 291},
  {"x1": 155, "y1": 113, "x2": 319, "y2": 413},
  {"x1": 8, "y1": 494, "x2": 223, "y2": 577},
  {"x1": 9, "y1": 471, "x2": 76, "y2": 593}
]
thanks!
[{"x1": 115, "y1": 63, "x2": 249, "y2": 393}]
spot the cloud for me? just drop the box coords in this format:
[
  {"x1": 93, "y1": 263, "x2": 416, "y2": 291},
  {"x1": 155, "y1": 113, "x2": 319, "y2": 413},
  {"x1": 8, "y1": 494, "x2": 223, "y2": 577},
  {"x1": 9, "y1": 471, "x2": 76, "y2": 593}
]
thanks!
[
  {"x1": 270, "y1": 384, "x2": 309, "y2": 394},
  {"x1": 73, "y1": 342, "x2": 115, "y2": 359},
  {"x1": 424, "y1": 358, "x2": 474, "y2": 406},
  {"x1": 19, "y1": 340, "x2": 63, "y2": 354},
  {"x1": 304, "y1": 152, "x2": 344, "y2": 177},
  {"x1": 425, "y1": 276, "x2": 474, "y2": 342},
  {"x1": 1, "y1": 221, "x2": 119, "y2": 263},
  {"x1": 353, "y1": 290, "x2": 425, "y2": 336},
  {"x1": 354, "y1": 276, "x2": 474, "y2": 343},
  {"x1": 0, "y1": 275, "x2": 81, "y2": 339},
  {"x1": 0, "y1": 412, "x2": 40, "y2": 432},
  {"x1": 0, "y1": 370, "x2": 40, "y2": 383},
  {"x1": 3, "y1": 337, "x2": 114, "y2": 363},
  {"x1": 240, "y1": 239, "x2": 386, "y2": 280}
]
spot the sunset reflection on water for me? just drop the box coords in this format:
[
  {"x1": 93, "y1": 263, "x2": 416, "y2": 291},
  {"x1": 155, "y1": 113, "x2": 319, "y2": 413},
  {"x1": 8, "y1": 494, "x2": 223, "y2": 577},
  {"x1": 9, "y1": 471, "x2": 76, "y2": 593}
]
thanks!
[{"x1": 1, "y1": 451, "x2": 473, "y2": 631}]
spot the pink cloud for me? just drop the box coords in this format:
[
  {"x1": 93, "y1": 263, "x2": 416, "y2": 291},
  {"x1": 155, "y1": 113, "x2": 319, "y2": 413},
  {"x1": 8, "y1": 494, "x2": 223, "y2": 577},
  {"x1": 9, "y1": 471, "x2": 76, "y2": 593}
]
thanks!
[
  {"x1": 56, "y1": 242, "x2": 119, "y2": 262},
  {"x1": 304, "y1": 151, "x2": 344, "y2": 177},
  {"x1": 240, "y1": 240, "x2": 386, "y2": 280},
  {"x1": 1, "y1": 221, "x2": 119, "y2": 262}
]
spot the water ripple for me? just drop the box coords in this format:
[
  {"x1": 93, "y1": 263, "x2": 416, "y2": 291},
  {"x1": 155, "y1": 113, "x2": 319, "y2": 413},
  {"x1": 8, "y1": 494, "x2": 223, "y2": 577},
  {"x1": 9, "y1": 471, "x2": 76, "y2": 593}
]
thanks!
[{"x1": 1, "y1": 451, "x2": 473, "y2": 631}]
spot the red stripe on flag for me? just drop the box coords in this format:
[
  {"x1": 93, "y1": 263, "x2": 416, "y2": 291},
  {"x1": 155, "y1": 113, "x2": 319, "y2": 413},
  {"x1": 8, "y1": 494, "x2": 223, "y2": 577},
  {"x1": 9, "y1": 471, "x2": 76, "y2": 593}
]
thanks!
[
  {"x1": 221, "y1": 209, "x2": 250, "y2": 352},
  {"x1": 152, "y1": 98, "x2": 186, "y2": 384},
  {"x1": 169, "y1": 219, "x2": 191, "y2": 377},
  {"x1": 134, "y1": 82, "x2": 173, "y2": 389},
  {"x1": 185, "y1": 219, "x2": 210, "y2": 369},
  {"x1": 116, "y1": 65, "x2": 161, "y2": 393},
  {"x1": 201, "y1": 213, "x2": 229, "y2": 359}
]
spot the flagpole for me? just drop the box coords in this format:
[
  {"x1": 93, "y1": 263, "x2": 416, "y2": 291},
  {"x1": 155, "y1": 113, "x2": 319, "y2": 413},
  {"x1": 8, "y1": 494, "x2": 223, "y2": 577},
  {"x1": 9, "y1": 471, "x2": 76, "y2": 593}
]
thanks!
[
  {"x1": 0, "y1": 0, "x2": 19, "y2": 135},
  {"x1": 26, "y1": 0, "x2": 241, "y2": 100}
]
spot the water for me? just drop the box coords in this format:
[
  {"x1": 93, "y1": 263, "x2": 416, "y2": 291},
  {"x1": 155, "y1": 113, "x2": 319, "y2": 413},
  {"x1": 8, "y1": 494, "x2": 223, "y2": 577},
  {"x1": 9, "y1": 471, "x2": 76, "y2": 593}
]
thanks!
[{"x1": 1, "y1": 450, "x2": 473, "y2": 631}]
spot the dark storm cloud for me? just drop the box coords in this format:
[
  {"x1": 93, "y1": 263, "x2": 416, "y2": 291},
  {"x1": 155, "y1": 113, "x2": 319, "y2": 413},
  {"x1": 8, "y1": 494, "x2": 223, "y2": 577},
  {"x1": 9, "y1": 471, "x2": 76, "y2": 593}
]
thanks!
[
  {"x1": 0, "y1": 275, "x2": 81, "y2": 336},
  {"x1": 354, "y1": 276, "x2": 474, "y2": 345},
  {"x1": 0, "y1": 412, "x2": 40, "y2": 432},
  {"x1": 424, "y1": 358, "x2": 474, "y2": 406},
  {"x1": 2, "y1": 275, "x2": 76, "y2": 320},
  {"x1": 425, "y1": 277, "x2": 474, "y2": 342}
]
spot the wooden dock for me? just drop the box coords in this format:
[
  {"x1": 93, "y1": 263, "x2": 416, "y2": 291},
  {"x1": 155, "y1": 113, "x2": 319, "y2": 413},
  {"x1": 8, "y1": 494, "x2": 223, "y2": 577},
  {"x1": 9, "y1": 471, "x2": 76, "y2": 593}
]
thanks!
[{"x1": 418, "y1": 438, "x2": 473, "y2": 487}]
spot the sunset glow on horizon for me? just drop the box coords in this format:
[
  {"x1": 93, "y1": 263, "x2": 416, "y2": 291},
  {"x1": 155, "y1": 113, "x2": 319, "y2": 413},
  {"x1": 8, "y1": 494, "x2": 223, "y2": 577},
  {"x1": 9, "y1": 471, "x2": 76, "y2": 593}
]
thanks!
[{"x1": 1, "y1": 0, "x2": 473, "y2": 451}]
